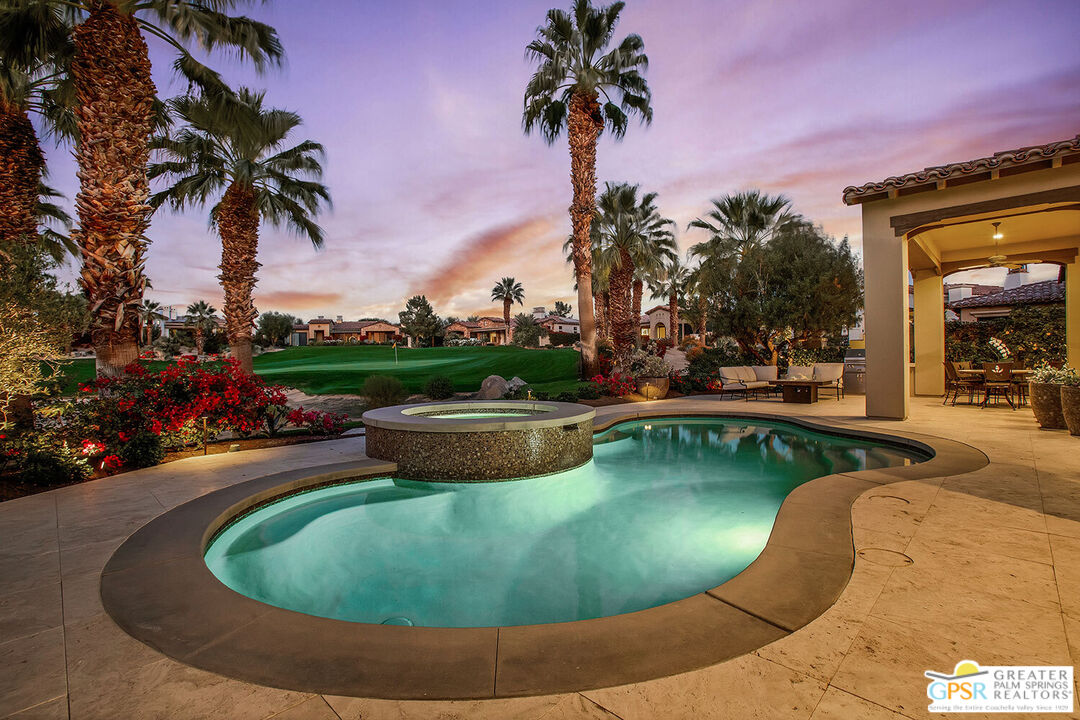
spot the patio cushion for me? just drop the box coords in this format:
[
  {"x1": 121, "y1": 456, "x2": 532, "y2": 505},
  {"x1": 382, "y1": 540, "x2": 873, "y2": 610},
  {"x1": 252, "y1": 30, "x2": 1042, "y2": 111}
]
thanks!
[
  {"x1": 786, "y1": 364, "x2": 813, "y2": 380},
  {"x1": 720, "y1": 367, "x2": 743, "y2": 384},
  {"x1": 813, "y1": 363, "x2": 844, "y2": 382},
  {"x1": 752, "y1": 365, "x2": 777, "y2": 381},
  {"x1": 743, "y1": 380, "x2": 771, "y2": 389},
  {"x1": 721, "y1": 381, "x2": 747, "y2": 390},
  {"x1": 735, "y1": 366, "x2": 757, "y2": 382}
]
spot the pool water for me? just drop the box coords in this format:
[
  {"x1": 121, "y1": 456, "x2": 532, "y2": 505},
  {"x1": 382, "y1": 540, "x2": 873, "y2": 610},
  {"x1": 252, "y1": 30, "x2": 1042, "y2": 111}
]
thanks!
[{"x1": 205, "y1": 417, "x2": 926, "y2": 628}]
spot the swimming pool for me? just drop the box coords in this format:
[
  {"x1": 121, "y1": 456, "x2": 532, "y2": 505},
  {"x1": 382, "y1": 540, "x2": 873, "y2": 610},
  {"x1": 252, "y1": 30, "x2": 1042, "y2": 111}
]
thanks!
[{"x1": 204, "y1": 417, "x2": 926, "y2": 628}]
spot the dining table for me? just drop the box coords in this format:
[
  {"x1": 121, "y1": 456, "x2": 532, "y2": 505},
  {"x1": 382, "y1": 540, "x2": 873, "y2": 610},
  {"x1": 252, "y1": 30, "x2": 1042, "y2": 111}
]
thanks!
[{"x1": 956, "y1": 367, "x2": 1032, "y2": 407}]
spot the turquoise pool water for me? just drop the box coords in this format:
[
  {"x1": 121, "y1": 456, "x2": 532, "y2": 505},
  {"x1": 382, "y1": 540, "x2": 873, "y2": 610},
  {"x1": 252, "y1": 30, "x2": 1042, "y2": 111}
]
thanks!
[{"x1": 205, "y1": 417, "x2": 926, "y2": 628}]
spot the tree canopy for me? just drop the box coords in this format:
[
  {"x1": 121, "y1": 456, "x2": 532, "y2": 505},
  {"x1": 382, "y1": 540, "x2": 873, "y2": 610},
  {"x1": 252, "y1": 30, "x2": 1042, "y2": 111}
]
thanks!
[{"x1": 398, "y1": 295, "x2": 441, "y2": 347}]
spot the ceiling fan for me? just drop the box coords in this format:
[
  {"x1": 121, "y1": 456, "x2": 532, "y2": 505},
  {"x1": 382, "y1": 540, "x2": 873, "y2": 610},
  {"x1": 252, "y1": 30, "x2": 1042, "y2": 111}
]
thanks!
[{"x1": 985, "y1": 222, "x2": 1038, "y2": 270}]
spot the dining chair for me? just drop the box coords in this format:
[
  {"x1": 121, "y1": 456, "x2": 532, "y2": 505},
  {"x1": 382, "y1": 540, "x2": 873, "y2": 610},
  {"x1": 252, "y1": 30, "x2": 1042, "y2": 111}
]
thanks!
[
  {"x1": 1010, "y1": 359, "x2": 1028, "y2": 406},
  {"x1": 944, "y1": 361, "x2": 980, "y2": 405},
  {"x1": 982, "y1": 362, "x2": 1015, "y2": 409}
]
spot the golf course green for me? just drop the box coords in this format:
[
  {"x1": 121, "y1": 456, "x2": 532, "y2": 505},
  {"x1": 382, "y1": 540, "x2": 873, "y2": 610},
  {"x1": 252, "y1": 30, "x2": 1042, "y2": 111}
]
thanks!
[
  {"x1": 58, "y1": 345, "x2": 583, "y2": 395},
  {"x1": 253, "y1": 345, "x2": 581, "y2": 394}
]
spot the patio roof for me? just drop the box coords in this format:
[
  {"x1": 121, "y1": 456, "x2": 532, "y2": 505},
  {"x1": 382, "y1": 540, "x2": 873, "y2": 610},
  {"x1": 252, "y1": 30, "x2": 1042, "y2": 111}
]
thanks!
[{"x1": 842, "y1": 134, "x2": 1080, "y2": 205}]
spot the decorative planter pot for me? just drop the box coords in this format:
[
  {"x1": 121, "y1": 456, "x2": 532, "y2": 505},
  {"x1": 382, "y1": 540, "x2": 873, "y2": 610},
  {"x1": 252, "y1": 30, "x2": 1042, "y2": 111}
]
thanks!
[
  {"x1": 1029, "y1": 382, "x2": 1066, "y2": 430},
  {"x1": 1061, "y1": 385, "x2": 1080, "y2": 436},
  {"x1": 636, "y1": 376, "x2": 670, "y2": 400}
]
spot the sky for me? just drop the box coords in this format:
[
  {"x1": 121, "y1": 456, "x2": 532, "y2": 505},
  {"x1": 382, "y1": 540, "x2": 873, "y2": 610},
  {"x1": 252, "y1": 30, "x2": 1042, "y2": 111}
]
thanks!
[{"x1": 42, "y1": 0, "x2": 1080, "y2": 321}]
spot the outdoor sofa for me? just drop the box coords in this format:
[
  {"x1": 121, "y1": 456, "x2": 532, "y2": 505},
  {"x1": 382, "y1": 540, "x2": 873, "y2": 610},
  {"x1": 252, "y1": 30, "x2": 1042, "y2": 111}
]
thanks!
[{"x1": 717, "y1": 365, "x2": 778, "y2": 400}]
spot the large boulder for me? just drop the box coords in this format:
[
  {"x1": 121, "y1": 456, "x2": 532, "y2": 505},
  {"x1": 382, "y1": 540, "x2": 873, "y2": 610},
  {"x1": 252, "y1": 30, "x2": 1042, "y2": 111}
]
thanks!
[
  {"x1": 475, "y1": 375, "x2": 510, "y2": 400},
  {"x1": 507, "y1": 376, "x2": 528, "y2": 393}
]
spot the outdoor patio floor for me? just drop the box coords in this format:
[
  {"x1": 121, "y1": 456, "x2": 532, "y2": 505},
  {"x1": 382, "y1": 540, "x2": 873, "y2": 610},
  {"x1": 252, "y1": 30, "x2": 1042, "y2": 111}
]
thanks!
[{"x1": 1, "y1": 395, "x2": 1078, "y2": 720}]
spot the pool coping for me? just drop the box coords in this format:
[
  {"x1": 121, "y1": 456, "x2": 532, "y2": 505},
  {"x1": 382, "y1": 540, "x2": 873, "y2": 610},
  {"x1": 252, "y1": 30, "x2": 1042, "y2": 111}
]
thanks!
[{"x1": 100, "y1": 410, "x2": 988, "y2": 700}]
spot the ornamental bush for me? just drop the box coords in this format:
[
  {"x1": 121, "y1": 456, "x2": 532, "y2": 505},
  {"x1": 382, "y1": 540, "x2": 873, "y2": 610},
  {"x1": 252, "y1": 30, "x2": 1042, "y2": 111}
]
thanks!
[
  {"x1": 423, "y1": 375, "x2": 455, "y2": 400},
  {"x1": 363, "y1": 375, "x2": 404, "y2": 408},
  {"x1": 590, "y1": 373, "x2": 636, "y2": 397},
  {"x1": 1, "y1": 431, "x2": 93, "y2": 486}
]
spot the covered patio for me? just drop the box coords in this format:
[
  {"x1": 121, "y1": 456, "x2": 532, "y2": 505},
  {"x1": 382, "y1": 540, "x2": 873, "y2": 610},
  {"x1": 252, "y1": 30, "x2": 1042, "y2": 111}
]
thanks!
[{"x1": 844, "y1": 134, "x2": 1080, "y2": 419}]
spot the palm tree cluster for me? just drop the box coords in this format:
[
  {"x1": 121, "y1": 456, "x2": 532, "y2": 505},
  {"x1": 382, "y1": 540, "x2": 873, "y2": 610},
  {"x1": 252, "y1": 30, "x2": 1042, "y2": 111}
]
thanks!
[{"x1": 0, "y1": 0, "x2": 328, "y2": 377}]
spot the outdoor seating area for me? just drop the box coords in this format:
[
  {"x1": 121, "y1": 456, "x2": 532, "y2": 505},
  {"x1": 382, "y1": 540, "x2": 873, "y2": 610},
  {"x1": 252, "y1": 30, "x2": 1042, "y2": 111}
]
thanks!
[
  {"x1": 942, "y1": 360, "x2": 1033, "y2": 408},
  {"x1": 718, "y1": 363, "x2": 845, "y2": 404}
]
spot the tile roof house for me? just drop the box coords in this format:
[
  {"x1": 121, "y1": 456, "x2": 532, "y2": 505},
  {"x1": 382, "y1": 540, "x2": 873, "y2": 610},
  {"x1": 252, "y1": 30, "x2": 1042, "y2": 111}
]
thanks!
[
  {"x1": 290, "y1": 317, "x2": 402, "y2": 345},
  {"x1": 444, "y1": 316, "x2": 510, "y2": 344},
  {"x1": 947, "y1": 279, "x2": 1065, "y2": 321}
]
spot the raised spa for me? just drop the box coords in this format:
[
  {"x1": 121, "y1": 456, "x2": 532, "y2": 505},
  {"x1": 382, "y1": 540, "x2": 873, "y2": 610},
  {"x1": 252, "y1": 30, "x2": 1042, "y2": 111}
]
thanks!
[
  {"x1": 205, "y1": 416, "x2": 929, "y2": 629},
  {"x1": 363, "y1": 400, "x2": 594, "y2": 481}
]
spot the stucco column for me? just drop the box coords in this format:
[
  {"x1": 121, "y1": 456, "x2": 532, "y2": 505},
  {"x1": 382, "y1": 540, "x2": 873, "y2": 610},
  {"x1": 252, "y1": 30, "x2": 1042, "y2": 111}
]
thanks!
[
  {"x1": 862, "y1": 209, "x2": 910, "y2": 419},
  {"x1": 1068, "y1": 263, "x2": 1080, "y2": 368},
  {"x1": 912, "y1": 269, "x2": 945, "y2": 396}
]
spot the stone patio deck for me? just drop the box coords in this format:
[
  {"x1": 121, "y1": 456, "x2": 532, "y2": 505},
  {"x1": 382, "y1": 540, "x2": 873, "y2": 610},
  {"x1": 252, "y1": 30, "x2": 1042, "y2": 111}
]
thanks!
[{"x1": 1, "y1": 395, "x2": 1078, "y2": 720}]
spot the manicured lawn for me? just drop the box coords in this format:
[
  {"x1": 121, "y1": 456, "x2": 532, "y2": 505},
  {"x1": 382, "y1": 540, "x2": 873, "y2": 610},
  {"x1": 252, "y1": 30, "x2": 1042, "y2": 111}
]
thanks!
[
  {"x1": 57, "y1": 345, "x2": 583, "y2": 396},
  {"x1": 252, "y1": 345, "x2": 580, "y2": 395}
]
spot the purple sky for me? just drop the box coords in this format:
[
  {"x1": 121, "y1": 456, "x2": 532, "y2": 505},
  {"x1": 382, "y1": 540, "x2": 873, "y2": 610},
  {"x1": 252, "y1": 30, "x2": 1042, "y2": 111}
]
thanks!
[{"x1": 43, "y1": 0, "x2": 1080, "y2": 321}]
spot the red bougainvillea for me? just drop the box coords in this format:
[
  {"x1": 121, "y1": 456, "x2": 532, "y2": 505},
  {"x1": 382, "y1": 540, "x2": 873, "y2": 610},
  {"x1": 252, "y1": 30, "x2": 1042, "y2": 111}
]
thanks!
[{"x1": 590, "y1": 373, "x2": 636, "y2": 397}]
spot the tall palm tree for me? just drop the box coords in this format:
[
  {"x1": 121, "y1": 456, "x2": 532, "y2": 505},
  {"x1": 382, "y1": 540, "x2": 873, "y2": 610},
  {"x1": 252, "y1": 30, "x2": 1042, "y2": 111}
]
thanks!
[
  {"x1": 591, "y1": 183, "x2": 674, "y2": 358},
  {"x1": 137, "y1": 299, "x2": 164, "y2": 347},
  {"x1": 0, "y1": 3, "x2": 72, "y2": 247},
  {"x1": 523, "y1": 0, "x2": 652, "y2": 375},
  {"x1": 149, "y1": 89, "x2": 330, "y2": 372},
  {"x1": 647, "y1": 255, "x2": 690, "y2": 344},
  {"x1": 185, "y1": 300, "x2": 216, "y2": 356},
  {"x1": 490, "y1": 277, "x2": 524, "y2": 343},
  {"x1": 8, "y1": 0, "x2": 283, "y2": 377}
]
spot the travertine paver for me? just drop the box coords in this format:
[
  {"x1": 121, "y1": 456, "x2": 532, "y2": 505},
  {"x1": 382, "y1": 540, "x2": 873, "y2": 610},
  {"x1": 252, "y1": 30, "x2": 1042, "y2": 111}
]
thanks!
[{"x1": 1, "y1": 396, "x2": 1078, "y2": 719}]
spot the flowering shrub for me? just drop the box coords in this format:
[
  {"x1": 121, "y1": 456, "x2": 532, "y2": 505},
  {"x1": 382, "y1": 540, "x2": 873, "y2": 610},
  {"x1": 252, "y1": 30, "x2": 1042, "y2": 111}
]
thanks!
[
  {"x1": 655, "y1": 338, "x2": 674, "y2": 358},
  {"x1": 590, "y1": 373, "x2": 636, "y2": 397},
  {"x1": 286, "y1": 407, "x2": 347, "y2": 434},
  {"x1": 668, "y1": 373, "x2": 694, "y2": 394}
]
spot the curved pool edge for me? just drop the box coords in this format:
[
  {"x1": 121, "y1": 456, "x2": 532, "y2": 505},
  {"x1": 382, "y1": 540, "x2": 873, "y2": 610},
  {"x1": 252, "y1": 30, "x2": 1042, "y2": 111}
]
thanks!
[{"x1": 100, "y1": 412, "x2": 989, "y2": 700}]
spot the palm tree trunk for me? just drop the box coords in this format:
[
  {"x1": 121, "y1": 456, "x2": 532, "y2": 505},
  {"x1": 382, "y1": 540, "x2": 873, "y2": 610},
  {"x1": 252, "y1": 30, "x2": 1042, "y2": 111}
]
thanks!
[
  {"x1": 71, "y1": 1, "x2": 156, "y2": 378},
  {"x1": 0, "y1": 100, "x2": 44, "y2": 246},
  {"x1": 594, "y1": 291, "x2": 608, "y2": 348},
  {"x1": 194, "y1": 328, "x2": 205, "y2": 356},
  {"x1": 669, "y1": 292, "x2": 679, "y2": 344},
  {"x1": 697, "y1": 295, "x2": 707, "y2": 346},
  {"x1": 632, "y1": 277, "x2": 643, "y2": 348},
  {"x1": 568, "y1": 91, "x2": 603, "y2": 377},
  {"x1": 609, "y1": 249, "x2": 635, "y2": 361},
  {"x1": 217, "y1": 183, "x2": 261, "y2": 373},
  {"x1": 503, "y1": 298, "x2": 511, "y2": 344}
]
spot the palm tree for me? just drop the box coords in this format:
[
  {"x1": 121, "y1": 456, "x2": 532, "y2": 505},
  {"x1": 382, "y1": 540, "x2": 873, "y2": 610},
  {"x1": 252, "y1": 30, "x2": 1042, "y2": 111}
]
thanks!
[
  {"x1": 523, "y1": 0, "x2": 652, "y2": 375},
  {"x1": 185, "y1": 300, "x2": 216, "y2": 356},
  {"x1": 490, "y1": 277, "x2": 525, "y2": 343},
  {"x1": 591, "y1": 183, "x2": 674, "y2": 358},
  {"x1": 137, "y1": 299, "x2": 164, "y2": 347},
  {"x1": 149, "y1": 89, "x2": 330, "y2": 372},
  {"x1": 8, "y1": 1, "x2": 283, "y2": 377},
  {"x1": 683, "y1": 263, "x2": 710, "y2": 346},
  {"x1": 552, "y1": 300, "x2": 572, "y2": 317},
  {"x1": 0, "y1": 3, "x2": 72, "y2": 247},
  {"x1": 629, "y1": 191, "x2": 675, "y2": 346},
  {"x1": 564, "y1": 235, "x2": 610, "y2": 346},
  {"x1": 688, "y1": 190, "x2": 795, "y2": 263},
  {"x1": 647, "y1": 255, "x2": 690, "y2": 344}
]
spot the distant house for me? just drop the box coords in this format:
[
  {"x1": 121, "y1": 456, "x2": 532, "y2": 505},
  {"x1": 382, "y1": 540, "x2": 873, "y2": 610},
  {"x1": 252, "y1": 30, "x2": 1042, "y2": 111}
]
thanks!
[
  {"x1": 531, "y1": 307, "x2": 579, "y2": 336},
  {"x1": 290, "y1": 316, "x2": 402, "y2": 345},
  {"x1": 948, "y1": 279, "x2": 1065, "y2": 322},
  {"x1": 444, "y1": 316, "x2": 510, "y2": 345},
  {"x1": 639, "y1": 305, "x2": 692, "y2": 341}
]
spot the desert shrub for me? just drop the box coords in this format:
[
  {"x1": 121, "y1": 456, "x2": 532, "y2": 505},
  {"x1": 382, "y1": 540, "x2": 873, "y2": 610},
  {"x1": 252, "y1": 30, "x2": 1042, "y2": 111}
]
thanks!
[
  {"x1": 627, "y1": 350, "x2": 672, "y2": 379},
  {"x1": 1, "y1": 431, "x2": 93, "y2": 486},
  {"x1": 555, "y1": 391, "x2": 579, "y2": 403},
  {"x1": 363, "y1": 375, "x2": 404, "y2": 408},
  {"x1": 423, "y1": 375, "x2": 455, "y2": 400},
  {"x1": 117, "y1": 430, "x2": 166, "y2": 469},
  {"x1": 549, "y1": 331, "x2": 579, "y2": 346},
  {"x1": 576, "y1": 383, "x2": 600, "y2": 400}
]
